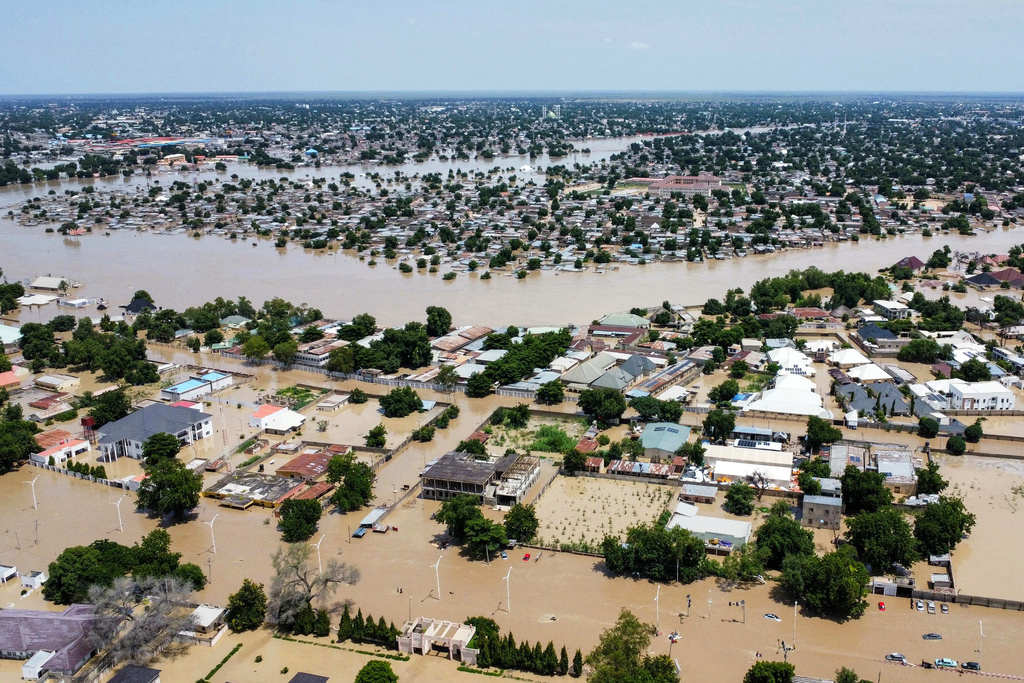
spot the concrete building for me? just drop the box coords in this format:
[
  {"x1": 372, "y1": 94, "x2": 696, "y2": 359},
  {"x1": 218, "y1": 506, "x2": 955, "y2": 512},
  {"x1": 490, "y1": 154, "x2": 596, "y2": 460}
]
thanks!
[
  {"x1": 397, "y1": 617, "x2": 477, "y2": 664},
  {"x1": 640, "y1": 423, "x2": 690, "y2": 462},
  {"x1": 948, "y1": 380, "x2": 1015, "y2": 410},
  {"x1": 420, "y1": 451, "x2": 540, "y2": 506},
  {"x1": 249, "y1": 404, "x2": 306, "y2": 434},
  {"x1": 647, "y1": 174, "x2": 722, "y2": 198},
  {"x1": 30, "y1": 438, "x2": 90, "y2": 466},
  {"x1": 801, "y1": 495, "x2": 841, "y2": 529},
  {"x1": 665, "y1": 513, "x2": 751, "y2": 551},
  {"x1": 107, "y1": 665, "x2": 162, "y2": 683},
  {"x1": 875, "y1": 448, "x2": 917, "y2": 496},
  {"x1": 873, "y1": 300, "x2": 911, "y2": 321},
  {"x1": 0, "y1": 604, "x2": 99, "y2": 680},
  {"x1": 159, "y1": 371, "x2": 232, "y2": 402},
  {"x1": 97, "y1": 403, "x2": 213, "y2": 460},
  {"x1": 679, "y1": 483, "x2": 718, "y2": 505},
  {"x1": 34, "y1": 374, "x2": 80, "y2": 392}
]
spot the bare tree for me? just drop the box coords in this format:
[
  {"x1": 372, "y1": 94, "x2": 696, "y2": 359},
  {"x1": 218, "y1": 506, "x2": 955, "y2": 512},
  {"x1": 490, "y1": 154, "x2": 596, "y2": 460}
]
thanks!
[
  {"x1": 87, "y1": 576, "x2": 197, "y2": 666},
  {"x1": 268, "y1": 543, "x2": 361, "y2": 627},
  {"x1": 748, "y1": 470, "x2": 770, "y2": 502}
]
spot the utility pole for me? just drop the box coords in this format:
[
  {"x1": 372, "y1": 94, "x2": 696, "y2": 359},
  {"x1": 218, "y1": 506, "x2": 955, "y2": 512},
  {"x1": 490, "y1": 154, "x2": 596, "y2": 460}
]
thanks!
[
  {"x1": 979, "y1": 620, "x2": 984, "y2": 661},
  {"x1": 24, "y1": 476, "x2": 39, "y2": 510},
  {"x1": 111, "y1": 495, "x2": 126, "y2": 533},
  {"x1": 655, "y1": 586, "x2": 660, "y2": 631},
  {"x1": 204, "y1": 514, "x2": 218, "y2": 554},
  {"x1": 793, "y1": 599, "x2": 798, "y2": 645},
  {"x1": 34, "y1": 519, "x2": 38, "y2": 546}
]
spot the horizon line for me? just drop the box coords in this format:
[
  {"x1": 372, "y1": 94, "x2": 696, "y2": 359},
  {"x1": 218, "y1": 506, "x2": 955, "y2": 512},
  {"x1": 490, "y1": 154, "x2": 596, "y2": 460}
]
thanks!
[{"x1": 3, "y1": 88, "x2": 1024, "y2": 100}]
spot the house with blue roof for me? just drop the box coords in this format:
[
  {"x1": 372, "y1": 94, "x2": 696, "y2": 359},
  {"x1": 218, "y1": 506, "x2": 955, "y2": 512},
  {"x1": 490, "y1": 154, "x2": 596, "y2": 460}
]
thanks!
[{"x1": 640, "y1": 423, "x2": 691, "y2": 462}]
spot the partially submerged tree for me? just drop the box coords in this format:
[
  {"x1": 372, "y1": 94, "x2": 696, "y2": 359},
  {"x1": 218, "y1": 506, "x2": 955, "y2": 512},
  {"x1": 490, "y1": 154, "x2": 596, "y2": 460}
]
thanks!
[
  {"x1": 268, "y1": 543, "x2": 360, "y2": 630},
  {"x1": 226, "y1": 578, "x2": 267, "y2": 632},
  {"x1": 586, "y1": 608, "x2": 678, "y2": 683}
]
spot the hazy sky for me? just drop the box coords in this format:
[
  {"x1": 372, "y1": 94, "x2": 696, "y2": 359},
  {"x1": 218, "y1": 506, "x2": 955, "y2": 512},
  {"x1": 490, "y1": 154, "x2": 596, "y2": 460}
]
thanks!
[{"x1": 1, "y1": 0, "x2": 1021, "y2": 95}]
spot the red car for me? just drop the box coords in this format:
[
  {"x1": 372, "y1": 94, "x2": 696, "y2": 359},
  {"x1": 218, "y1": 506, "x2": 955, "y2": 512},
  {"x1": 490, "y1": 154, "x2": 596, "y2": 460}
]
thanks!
[{"x1": 523, "y1": 553, "x2": 531, "y2": 561}]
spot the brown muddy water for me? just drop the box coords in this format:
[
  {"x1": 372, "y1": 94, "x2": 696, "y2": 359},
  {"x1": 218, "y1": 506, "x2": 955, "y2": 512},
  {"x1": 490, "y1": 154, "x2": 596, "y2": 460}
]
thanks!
[{"x1": 3, "y1": 216, "x2": 1022, "y2": 328}]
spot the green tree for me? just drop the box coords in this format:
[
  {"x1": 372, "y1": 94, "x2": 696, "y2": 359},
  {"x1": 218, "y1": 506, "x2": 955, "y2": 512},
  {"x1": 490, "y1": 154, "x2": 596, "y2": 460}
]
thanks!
[
  {"x1": 957, "y1": 357, "x2": 991, "y2": 382},
  {"x1": 465, "y1": 516, "x2": 508, "y2": 559},
  {"x1": 675, "y1": 440, "x2": 706, "y2": 467},
  {"x1": 916, "y1": 460, "x2": 947, "y2": 495},
  {"x1": 725, "y1": 483, "x2": 755, "y2": 515},
  {"x1": 834, "y1": 667, "x2": 863, "y2": 683},
  {"x1": 586, "y1": 608, "x2": 678, "y2": 683},
  {"x1": 135, "y1": 458, "x2": 202, "y2": 519},
  {"x1": 914, "y1": 496, "x2": 976, "y2": 555},
  {"x1": 43, "y1": 545, "x2": 109, "y2": 604},
  {"x1": 141, "y1": 432, "x2": 181, "y2": 468},
  {"x1": 425, "y1": 305, "x2": 453, "y2": 337},
  {"x1": 435, "y1": 494, "x2": 484, "y2": 542},
  {"x1": 465, "y1": 372, "x2": 493, "y2": 398},
  {"x1": 840, "y1": 466, "x2": 893, "y2": 515},
  {"x1": 536, "y1": 380, "x2": 565, "y2": 405},
  {"x1": 325, "y1": 346, "x2": 356, "y2": 374},
  {"x1": 504, "y1": 503, "x2": 539, "y2": 543},
  {"x1": 559, "y1": 645, "x2": 569, "y2": 676},
  {"x1": 805, "y1": 416, "x2": 842, "y2": 450},
  {"x1": 780, "y1": 545, "x2": 869, "y2": 619},
  {"x1": 0, "y1": 419, "x2": 41, "y2": 474},
  {"x1": 378, "y1": 386, "x2": 423, "y2": 418},
  {"x1": 436, "y1": 364, "x2": 459, "y2": 395},
  {"x1": 918, "y1": 417, "x2": 940, "y2": 439},
  {"x1": 573, "y1": 649, "x2": 583, "y2": 677},
  {"x1": 577, "y1": 388, "x2": 627, "y2": 422},
  {"x1": 946, "y1": 435, "x2": 967, "y2": 455},
  {"x1": 89, "y1": 388, "x2": 132, "y2": 428},
  {"x1": 702, "y1": 408, "x2": 735, "y2": 443},
  {"x1": 844, "y1": 508, "x2": 919, "y2": 572},
  {"x1": 743, "y1": 661, "x2": 795, "y2": 683},
  {"x1": 273, "y1": 339, "x2": 299, "y2": 366},
  {"x1": 708, "y1": 379, "x2": 740, "y2": 404},
  {"x1": 204, "y1": 328, "x2": 224, "y2": 346},
  {"x1": 354, "y1": 660, "x2": 398, "y2": 683},
  {"x1": 279, "y1": 499, "x2": 323, "y2": 543},
  {"x1": 365, "y1": 424, "x2": 387, "y2": 448},
  {"x1": 963, "y1": 419, "x2": 984, "y2": 443},
  {"x1": 338, "y1": 313, "x2": 377, "y2": 342},
  {"x1": 754, "y1": 501, "x2": 814, "y2": 569},
  {"x1": 225, "y1": 578, "x2": 267, "y2": 632},
  {"x1": 242, "y1": 335, "x2": 271, "y2": 362},
  {"x1": 562, "y1": 449, "x2": 586, "y2": 475}
]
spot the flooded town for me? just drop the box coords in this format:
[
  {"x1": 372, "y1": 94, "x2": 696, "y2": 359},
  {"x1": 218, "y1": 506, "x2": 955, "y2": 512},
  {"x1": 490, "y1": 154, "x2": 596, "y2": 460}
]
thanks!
[{"x1": 3, "y1": 4, "x2": 1024, "y2": 683}]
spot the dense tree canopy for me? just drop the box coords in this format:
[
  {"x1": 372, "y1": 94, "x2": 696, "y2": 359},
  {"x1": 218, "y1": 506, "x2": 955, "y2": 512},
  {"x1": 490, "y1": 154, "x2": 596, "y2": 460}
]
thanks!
[{"x1": 136, "y1": 458, "x2": 203, "y2": 519}]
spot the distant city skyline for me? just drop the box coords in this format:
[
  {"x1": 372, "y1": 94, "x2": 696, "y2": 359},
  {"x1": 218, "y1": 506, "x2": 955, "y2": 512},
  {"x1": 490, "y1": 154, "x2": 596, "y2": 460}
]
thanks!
[{"x1": 1, "y1": 0, "x2": 1022, "y2": 96}]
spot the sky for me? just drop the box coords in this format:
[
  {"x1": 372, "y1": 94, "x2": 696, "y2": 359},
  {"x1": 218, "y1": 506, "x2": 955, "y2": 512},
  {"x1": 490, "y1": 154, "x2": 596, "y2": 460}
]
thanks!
[{"x1": 1, "y1": 0, "x2": 1022, "y2": 95}]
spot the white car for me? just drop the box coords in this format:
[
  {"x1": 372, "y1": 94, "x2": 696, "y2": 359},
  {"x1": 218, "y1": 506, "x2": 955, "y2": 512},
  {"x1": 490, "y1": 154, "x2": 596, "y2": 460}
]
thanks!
[
  {"x1": 763, "y1": 613, "x2": 781, "y2": 622},
  {"x1": 885, "y1": 653, "x2": 906, "y2": 663},
  {"x1": 916, "y1": 600, "x2": 924, "y2": 611}
]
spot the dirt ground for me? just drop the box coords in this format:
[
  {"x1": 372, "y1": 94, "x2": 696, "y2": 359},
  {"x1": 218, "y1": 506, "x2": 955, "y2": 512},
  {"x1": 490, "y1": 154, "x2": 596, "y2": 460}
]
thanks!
[{"x1": 532, "y1": 476, "x2": 675, "y2": 550}]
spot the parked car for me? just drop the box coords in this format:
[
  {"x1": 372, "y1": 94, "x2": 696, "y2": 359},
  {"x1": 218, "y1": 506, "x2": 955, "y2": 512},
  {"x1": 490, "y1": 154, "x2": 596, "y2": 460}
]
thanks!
[
  {"x1": 941, "y1": 603, "x2": 949, "y2": 614},
  {"x1": 922, "y1": 633, "x2": 942, "y2": 640},
  {"x1": 927, "y1": 601, "x2": 936, "y2": 614},
  {"x1": 916, "y1": 600, "x2": 925, "y2": 611},
  {"x1": 764, "y1": 614, "x2": 781, "y2": 622},
  {"x1": 961, "y1": 662, "x2": 980, "y2": 671},
  {"x1": 885, "y1": 653, "x2": 906, "y2": 663},
  {"x1": 500, "y1": 551, "x2": 508, "y2": 560},
  {"x1": 522, "y1": 553, "x2": 531, "y2": 561},
  {"x1": 935, "y1": 658, "x2": 958, "y2": 668}
]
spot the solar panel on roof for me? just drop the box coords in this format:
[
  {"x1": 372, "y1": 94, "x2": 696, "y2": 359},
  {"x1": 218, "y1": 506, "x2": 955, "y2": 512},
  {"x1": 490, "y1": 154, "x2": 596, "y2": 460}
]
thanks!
[
  {"x1": 667, "y1": 427, "x2": 678, "y2": 433},
  {"x1": 653, "y1": 426, "x2": 666, "y2": 432}
]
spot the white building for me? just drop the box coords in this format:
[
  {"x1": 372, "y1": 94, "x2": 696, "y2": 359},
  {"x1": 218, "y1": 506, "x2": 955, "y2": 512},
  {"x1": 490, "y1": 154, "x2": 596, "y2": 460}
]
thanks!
[
  {"x1": 30, "y1": 439, "x2": 90, "y2": 466},
  {"x1": 97, "y1": 404, "x2": 213, "y2": 460},
  {"x1": 873, "y1": 300, "x2": 911, "y2": 321},
  {"x1": 948, "y1": 380, "x2": 1015, "y2": 410},
  {"x1": 249, "y1": 404, "x2": 306, "y2": 434},
  {"x1": 159, "y1": 371, "x2": 232, "y2": 402}
]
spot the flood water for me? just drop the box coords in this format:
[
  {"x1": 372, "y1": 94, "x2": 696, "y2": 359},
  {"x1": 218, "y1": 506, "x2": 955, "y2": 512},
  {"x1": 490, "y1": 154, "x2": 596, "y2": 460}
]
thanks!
[{"x1": 3, "y1": 214, "x2": 1022, "y2": 328}]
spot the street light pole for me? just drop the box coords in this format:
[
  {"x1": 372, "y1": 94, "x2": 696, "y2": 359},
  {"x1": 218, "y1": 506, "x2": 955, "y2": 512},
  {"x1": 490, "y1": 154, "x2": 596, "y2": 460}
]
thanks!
[
  {"x1": 655, "y1": 586, "x2": 660, "y2": 631},
  {"x1": 25, "y1": 476, "x2": 39, "y2": 510},
  {"x1": 204, "y1": 514, "x2": 219, "y2": 554},
  {"x1": 793, "y1": 599, "x2": 798, "y2": 646},
  {"x1": 504, "y1": 568, "x2": 512, "y2": 614},
  {"x1": 313, "y1": 535, "x2": 325, "y2": 575},
  {"x1": 979, "y1": 620, "x2": 984, "y2": 661},
  {"x1": 111, "y1": 495, "x2": 126, "y2": 533},
  {"x1": 432, "y1": 556, "x2": 442, "y2": 600}
]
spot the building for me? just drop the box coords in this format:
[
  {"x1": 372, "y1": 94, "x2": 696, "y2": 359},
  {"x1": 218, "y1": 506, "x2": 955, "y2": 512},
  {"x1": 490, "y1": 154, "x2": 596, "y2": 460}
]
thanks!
[
  {"x1": 21, "y1": 571, "x2": 47, "y2": 589},
  {"x1": 640, "y1": 423, "x2": 690, "y2": 462},
  {"x1": 97, "y1": 403, "x2": 213, "y2": 460},
  {"x1": 0, "y1": 604, "x2": 99, "y2": 680},
  {"x1": 873, "y1": 300, "x2": 911, "y2": 321},
  {"x1": 276, "y1": 450, "x2": 332, "y2": 481},
  {"x1": 647, "y1": 174, "x2": 722, "y2": 198},
  {"x1": 855, "y1": 323, "x2": 908, "y2": 352},
  {"x1": 179, "y1": 605, "x2": 226, "y2": 646},
  {"x1": 288, "y1": 674, "x2": 329, "y2": 683},
  {"x1": 159, "y1": 371, "x2": 232, "y2": 402},
  {"x1": 801, "y1": 495, "x2": 841, "y2": 529},
  {"x1": 249, "y1": 404, "x2": 306, "y2": 434},
  {"x1": 34, "y1": 373, "x2": 80, "y2": 392},
  {"x1": 397, "y1": 617, "x2": 477, "y2": 664},
  {"x1": 107, "y1": 665, "x2": 162, "y2": 683},
  {"x1": 948, "y1": 380, "x2": 1015, "y2": 410},
  {"x1": 875, "y1": 448, "x2": 917, "y2": 496},
  {"x1": 30, "y1": 438, "x2": 90, "y2": 466},
  {"x1": 204, "y1": 471, "x2": 304, "y2": 509},
  {"x1": 0, "y1": 369, "x2": 20, "y2": 390},
  {"x1": 420, "y1": 451, "x2": 540, "y2": 506},
  {"x1": 665, "y1": 513, "x2": 751, "y2": 551},
  {"x1": 679, "y1": 483, "x2": 718, "y2": 505}
]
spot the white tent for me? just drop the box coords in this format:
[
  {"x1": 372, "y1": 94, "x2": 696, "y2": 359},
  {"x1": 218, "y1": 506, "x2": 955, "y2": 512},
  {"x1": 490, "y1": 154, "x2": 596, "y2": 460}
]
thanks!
[
  {"x1": 774, "y1": 373, "x2": 817, "y2": 393},
  {"x1": 744, "y1": 387, "x2": 833, "y2": 419}
]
